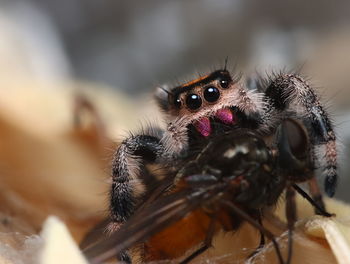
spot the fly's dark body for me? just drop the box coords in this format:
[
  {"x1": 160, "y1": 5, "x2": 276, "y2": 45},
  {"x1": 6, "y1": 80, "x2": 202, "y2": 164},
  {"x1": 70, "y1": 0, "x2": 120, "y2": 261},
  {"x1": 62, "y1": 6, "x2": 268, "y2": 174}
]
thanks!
[{"x1": 176, "y1": 130, "x2": 284, "y2": 210}]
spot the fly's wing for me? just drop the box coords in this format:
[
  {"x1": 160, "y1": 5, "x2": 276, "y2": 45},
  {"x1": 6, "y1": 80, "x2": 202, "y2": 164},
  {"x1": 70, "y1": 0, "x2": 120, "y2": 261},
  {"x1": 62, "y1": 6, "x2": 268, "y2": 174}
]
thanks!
[
  {"x1": 79, "y1": 218, "x2": 111, "y2": 250},
  {"x1": 83, "y1": 182, "x2": 224, "y2": 264}
]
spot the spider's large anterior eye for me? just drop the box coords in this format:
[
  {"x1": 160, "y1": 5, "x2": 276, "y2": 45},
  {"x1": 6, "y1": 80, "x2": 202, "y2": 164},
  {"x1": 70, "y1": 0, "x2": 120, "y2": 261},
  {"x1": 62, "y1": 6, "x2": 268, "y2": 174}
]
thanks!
[
  {"x1": 186, "y1": 93, "x2": 202, "y2": 110},
  {"x1": 204, "y1": 87, "x2": 220, "y2": 102},
  {"x1": 219, "y1": 76, "x2": 230, "y2": 89}
]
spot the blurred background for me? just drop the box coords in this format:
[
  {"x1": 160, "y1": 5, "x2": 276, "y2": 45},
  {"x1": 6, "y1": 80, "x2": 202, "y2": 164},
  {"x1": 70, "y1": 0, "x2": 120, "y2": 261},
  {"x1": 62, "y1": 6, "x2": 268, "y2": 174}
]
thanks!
[{"x1": 0, "y1": 0, "x2": 349, "y2": 210}]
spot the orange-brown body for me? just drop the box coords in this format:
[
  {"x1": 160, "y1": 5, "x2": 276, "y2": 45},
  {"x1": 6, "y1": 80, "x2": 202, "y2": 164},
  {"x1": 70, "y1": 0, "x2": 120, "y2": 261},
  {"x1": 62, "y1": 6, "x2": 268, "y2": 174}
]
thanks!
[
  {"x1": 144, "y1": 209, "x2": 211, "y2": 261},
  {"x1": 143, "y1": 207, "x2": 236, "y2": 261}
]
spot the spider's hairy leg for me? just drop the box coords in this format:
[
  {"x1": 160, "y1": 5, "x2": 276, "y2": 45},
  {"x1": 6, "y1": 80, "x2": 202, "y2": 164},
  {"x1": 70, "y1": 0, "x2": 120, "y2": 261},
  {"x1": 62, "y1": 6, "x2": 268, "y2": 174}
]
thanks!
[
  {"x1": 109, "y1": 131, "x2": 165, "y2": 262},
  {"x1": 110, "y1": 132, "x2": 165, "y2": 222},
  {"x1": 161, "y1": 118, "x2": 189, "y2": 156},
  {"x1": 276, "y1": 118, "x2": 333, "y2": 216},
  {"x1": 307, "y1": 177, "x2": 327, "y2": 213},
  {"x1": 263, "y1": 73, "x2": 337, "y2": 197}
]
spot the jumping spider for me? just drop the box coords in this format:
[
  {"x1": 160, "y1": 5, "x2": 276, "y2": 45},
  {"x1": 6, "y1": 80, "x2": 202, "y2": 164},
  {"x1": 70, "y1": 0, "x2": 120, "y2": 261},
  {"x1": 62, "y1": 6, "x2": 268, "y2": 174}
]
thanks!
[{"x1": 109, "y1": 67, "x2": 337, "y2": 263}]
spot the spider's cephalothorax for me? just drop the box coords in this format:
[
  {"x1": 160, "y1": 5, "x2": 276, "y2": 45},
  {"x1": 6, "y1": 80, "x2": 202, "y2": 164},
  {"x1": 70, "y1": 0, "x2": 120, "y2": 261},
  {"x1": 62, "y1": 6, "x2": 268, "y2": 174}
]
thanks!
[
  {"x1": 109, "y1": 68, "x2": 337, "y2": 262},
  {"x1": 154, "y1": 70, "x2": 264, "y2": 154}
]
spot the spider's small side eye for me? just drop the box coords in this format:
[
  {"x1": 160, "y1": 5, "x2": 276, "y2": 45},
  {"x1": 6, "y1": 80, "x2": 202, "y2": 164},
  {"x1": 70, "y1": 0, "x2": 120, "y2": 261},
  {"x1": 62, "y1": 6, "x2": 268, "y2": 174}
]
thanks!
[
  {"x1": 219, "y1": 76, "x2": 230, "y2": 89},
  {"x1": 204, "y1": 87, "x2": 220, "y2": 102},
  {"x1": 186, "y1": 93, "x2": 202, "y2": 110},
  {"x1": 174, "y1": 96, "x2": 182, "y2": 108}
]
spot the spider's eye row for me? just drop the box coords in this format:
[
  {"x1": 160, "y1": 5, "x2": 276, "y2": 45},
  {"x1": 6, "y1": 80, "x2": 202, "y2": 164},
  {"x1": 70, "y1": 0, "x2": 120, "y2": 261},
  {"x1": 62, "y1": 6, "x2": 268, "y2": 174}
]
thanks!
[
  {"x1": 186, "y1": 93, "x2": 202, "y2": 110},
  {"x1": 219, "y1": 76, "x2": 230, "y2": 89},
  {"x1": 204, "y1": 87, "x2": 220, "y2": 102}
]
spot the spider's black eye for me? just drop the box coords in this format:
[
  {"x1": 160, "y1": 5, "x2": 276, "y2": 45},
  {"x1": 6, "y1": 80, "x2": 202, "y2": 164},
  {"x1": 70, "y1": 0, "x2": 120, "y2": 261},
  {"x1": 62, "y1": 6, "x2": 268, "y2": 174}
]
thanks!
[
  {"x1": 219, "y1": 75, "x2": 231, "y2": 89},
  {"x1": 186, "y1": 93, "x2": 202, "y2": 110},
  {"x1": 204, "y1": 87, "x2": 220, "y2": 102},
  {"x1": 174, "y1": 96, "x2": 182, "y2": 108}
]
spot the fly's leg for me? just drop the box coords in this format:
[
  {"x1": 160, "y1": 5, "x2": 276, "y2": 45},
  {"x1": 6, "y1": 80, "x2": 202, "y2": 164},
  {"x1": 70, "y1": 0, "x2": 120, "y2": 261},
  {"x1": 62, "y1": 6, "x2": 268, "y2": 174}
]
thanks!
[
  {"x1": 292, "y1": 184, "x2": 333, "y2": 217},
  {"x1": 222, "y1": 200, "x2": 285, "y2": 264},
  {"x1": 285, "y1": 184, "x2": 297, "y2": 264}
]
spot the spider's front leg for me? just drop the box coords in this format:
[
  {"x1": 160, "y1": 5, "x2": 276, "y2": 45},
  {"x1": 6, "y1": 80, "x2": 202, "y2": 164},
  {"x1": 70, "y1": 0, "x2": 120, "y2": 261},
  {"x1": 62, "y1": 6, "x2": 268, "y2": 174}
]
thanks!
[
  {"x1": 262, "y1": 73, "x2": 337, "y2": 200},
  {"x1": 110, "y1": 132, "x2": 166, "y2": 226}
]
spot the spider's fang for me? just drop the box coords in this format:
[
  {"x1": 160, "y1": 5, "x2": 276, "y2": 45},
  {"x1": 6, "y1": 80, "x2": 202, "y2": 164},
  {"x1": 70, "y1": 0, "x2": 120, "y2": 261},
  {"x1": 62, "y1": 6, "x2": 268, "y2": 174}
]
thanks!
[
  {"x1": 193, "y1": 117, "x2": 211, "y2": 137},
  {"x1": 215, "y1": 108, "x2": 236, "y2": 125}
]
